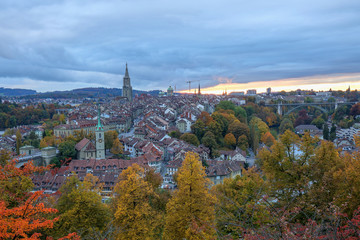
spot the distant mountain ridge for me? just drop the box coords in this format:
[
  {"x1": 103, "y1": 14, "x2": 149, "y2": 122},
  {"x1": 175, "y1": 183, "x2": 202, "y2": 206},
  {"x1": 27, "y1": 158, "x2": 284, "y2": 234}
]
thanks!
[
  {"x1": 0, "y1": 87, "x2": 37, "y2": 96},
  {"x1": 1, "y1": 87, "x2": 161, "y2": 98}
]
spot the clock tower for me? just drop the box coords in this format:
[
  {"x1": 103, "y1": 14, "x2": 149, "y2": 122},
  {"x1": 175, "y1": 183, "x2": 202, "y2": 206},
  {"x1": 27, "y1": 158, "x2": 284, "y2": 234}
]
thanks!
[{"x1": 95, "y1": 104, "x2": 105, "y2": 159}]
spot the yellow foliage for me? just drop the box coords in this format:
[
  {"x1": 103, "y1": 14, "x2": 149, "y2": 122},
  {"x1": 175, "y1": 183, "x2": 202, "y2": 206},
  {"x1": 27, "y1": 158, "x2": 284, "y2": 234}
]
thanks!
[
  {"x1": 164, "y1": 152, "x2": 217, "y2": 240},
  {"x1": 114, "y1": 164, "x2": 160, "y2": 240}
]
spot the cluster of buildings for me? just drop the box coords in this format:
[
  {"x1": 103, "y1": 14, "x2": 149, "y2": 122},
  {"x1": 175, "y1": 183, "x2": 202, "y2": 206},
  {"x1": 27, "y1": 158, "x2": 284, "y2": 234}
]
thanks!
[{"x1": 28, "y1": 64, "x2": 246, "y2": 199}]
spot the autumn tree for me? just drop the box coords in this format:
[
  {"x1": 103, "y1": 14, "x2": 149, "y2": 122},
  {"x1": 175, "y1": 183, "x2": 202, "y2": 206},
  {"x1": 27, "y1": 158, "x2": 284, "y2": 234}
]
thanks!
[
  {"x1": 237, "y1": 135, "x2": 249, "y2": 151},
  {"x1": 110, "y1": 138, "x2": 124, "y2": 155},
  {"x1": 180, "y1": 133, "x2": 200, "y2": 146},
  {"x1": 261, "y1": 131, "x2": 276, "y2": 147},
  {"x1": 53, "y1": 174, "x2": 111, "y2": 239},
  {"x1": 198, "y1": 111, "x2": 213, "y2": 125},
  {"x1": 114, "y1": 164, "x2": 161, "y2": 239},
  {"x1": 0, "y1": 160, "x2": 65, "y2": 239},
  {"x1": 228, "y1": 120, "x2": 250, "y2": 139},
  {"x1": 212, "y1": 168, "x2": 270, "y2": 238},
  {"x1": 164, "y1": 152, "x2": 216, "y2": 240},
  {"x1": 211, "y1": 112, "x2": 229, "y2": 136},
  {"x1": 105, "y1": 130, "x2": 118, "y2": 150},
  {"x1": 224, "y1": 133, "x2": 236, "y2": 149}
]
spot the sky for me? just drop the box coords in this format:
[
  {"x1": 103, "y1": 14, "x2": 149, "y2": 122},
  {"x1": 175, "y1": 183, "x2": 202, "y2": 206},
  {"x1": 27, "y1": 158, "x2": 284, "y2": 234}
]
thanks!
[{"x1": 0, "y1": 0, "x2": 359, "y2": 93}]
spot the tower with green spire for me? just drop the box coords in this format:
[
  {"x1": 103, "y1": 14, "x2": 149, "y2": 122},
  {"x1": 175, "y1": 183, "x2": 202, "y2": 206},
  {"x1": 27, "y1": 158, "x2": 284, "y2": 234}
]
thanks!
[{"x1": 95, "y1": 103, "x2": 105, "y2": 159}]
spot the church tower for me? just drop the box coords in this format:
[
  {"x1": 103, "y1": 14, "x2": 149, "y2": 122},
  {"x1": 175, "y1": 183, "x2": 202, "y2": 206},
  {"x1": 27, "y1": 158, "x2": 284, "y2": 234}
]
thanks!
[
  {"x1": 95, "y1": 104, "x2": 105, "y2": 159},
  {"x1": 122, "y1": 63, "x2": 133, "y2": 102}
]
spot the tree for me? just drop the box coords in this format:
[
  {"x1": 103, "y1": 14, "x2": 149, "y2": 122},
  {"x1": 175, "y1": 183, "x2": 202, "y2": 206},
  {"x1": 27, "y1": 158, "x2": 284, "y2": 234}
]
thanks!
[
  {"x1": 261, "y1": 132, "x2": 276, "y2": 147},
  {"x1": 0, "y1": 191, "x2": 58, "y2": 239},
  {"x1": 330, "y1": 124, "x2": 337, "y2": 141},
  {"x1": 198, "y1": 111, "x2": 213, "y2": 125},
  {"x1": 350, "y1": 103, "x2": 360, "y2": 116},
  {"x1": 180, "y1": 133, "x2": 200, "y2": 146},
  {"x1": 212, "y1": 168, "x2": 270, "y2": 238},
  {"x1": 16, "y1": 129, "x2": 22, "y2": 155},
  {"x1": 311, "y1": 116, "x2": 325, "y2": 129},
  {"x1": 191, "y1": 119, "x2": 206, "y2": 140},
  {"x1": 58, "y1": 140, "x2": 76, "y2": 160},
  {"x1": 110, "y1": 138, "x2": 124, "y2": 155},
  {"x1": 211, "y1": 112, "x2": 229, "y2": 136},
  {"x1": 249, "y1": 116, "x2": 269, "y2": 138},
  {"x1": 224, "y1": 133, "x2": 236, "y2": 149},
  {"x1": 234, "y1": 106, "x2": 247, "y2": 123},
  {"x1": 0, "y1": 160, "x2": 75, "y2": 239},
  {"x1": 323, "y1": 123, "x2": 329, "y2": 140},
  {"x1": 169, "y1": 130, "x2": 181, "y2": 139},
  {"x1": 201, "y1": 131, "x2": 217, "y2": 158},
  {"x1": 294, "y1": 109, "x2": 311, "y2": 127},
  {"x1": 228, "y1": 120, "x2": 250, "y2": 139},
  {"x1": 237, "y1": 135, "x2": 249, "y2": 151},
  {"x1": 164, "y1": 152, "x2": 216, "y2": 240},
  {"x1": 216, "y1": 101, "x2": 236, "y2": 111},
  {"x1": 54, "y1": 174, "x2": 110, "y2": 239},
  {"x1": 104, "y1": 130, "x2": 118, "y2": 150},
  {"x1": 114, "y1": 164, "x2": 160, "y2": 239}
]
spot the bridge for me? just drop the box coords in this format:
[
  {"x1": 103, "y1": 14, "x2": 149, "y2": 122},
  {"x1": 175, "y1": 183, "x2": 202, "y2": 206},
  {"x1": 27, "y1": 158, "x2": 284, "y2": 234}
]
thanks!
[
  {"x1": 265, "y1": 102, "x2": 357, "y2": 116},
  {"x1": 14, "y1": 152, "x2": 43, "y2": 167}
]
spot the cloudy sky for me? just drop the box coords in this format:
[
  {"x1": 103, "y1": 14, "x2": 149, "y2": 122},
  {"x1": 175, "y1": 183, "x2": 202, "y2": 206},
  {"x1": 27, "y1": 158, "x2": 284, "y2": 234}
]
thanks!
[{"x1": 0, "y1": 0, "x2": 359, "y2": 93}]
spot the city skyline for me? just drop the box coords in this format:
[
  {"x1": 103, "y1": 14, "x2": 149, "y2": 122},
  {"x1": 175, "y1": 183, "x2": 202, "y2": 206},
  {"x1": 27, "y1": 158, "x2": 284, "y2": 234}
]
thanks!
[{"x1": 0, "y1": 0, "x2": 359, "y2": 93}]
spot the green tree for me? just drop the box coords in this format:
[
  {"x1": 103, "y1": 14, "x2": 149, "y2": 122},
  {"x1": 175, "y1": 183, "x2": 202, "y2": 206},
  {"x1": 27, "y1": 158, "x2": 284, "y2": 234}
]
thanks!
[
  {"x1": 279, "y1": 118, "x2": 294, "y2": 134},
  {"x1": 234, "y1": 106, "x2": 247, "y2": 123},
  {"x1": 191, "y1": 119, "x2": 206, "y2": 140},
  {"x1": 180, "y1": 133, "x2": 200, "y2": 146},
  {"x1": 58, "y1": 140, "x2": 76, "y2": 160},
  {"x1": 164, "y1": 152, "x2": 216, "y2": 240},
  {"x1": 201, "y1": 131, "x2": 217, "y2": 158},
  {"x1": 114, "y1": 164, "x2": 161, "y2": 240},
  {"x1": 330, "y1": 124, "x2": 337, "y2": 141},
  {"x1": 323, "y1": 123, "x2": 329, "y2": 140},
  {"x1": 216, "y1": 101, "x2": 236, "y2": 111},
  {"x1": 169, "y1": 130, "x2": 181, "y2": 139},
  {"x1": 54, "y1": 174, "x2": 111, "y2": 238},
  {"x1": 311, "y1": 116, "x2": 325, "y2": 129}
]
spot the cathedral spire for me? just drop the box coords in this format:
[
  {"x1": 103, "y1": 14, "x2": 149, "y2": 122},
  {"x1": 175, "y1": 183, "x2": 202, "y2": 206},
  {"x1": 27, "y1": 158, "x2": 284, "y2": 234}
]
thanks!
[{"x1": 125, "y1": 62, "x2": 129, "y2": 78}]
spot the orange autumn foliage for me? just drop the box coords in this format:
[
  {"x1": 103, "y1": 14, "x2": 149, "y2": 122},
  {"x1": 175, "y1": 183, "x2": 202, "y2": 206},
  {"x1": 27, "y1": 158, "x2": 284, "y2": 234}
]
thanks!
[
  {"x1": 0, "y1": 191, "x2": 58, "y2": 239},
  {"x1": 0, "y1": 159, "x2": 79, "y2": 239}
]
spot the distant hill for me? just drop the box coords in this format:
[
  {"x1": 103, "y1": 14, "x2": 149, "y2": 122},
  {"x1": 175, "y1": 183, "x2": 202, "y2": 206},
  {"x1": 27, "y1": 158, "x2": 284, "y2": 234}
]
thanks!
[
  {"x1": 0, "y1": 87, "x2": 37, "y2": 96},
  {"x1": 19, "y1": 87, "x2": 161, "y2": 99}
]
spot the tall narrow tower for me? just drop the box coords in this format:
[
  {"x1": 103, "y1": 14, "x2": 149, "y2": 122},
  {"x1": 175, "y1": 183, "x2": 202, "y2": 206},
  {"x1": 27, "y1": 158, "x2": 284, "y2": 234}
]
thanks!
[
  {"x1": 95, "y1": 104, "x2": 105, "y2": 159},
  {"x1": 122, "y1": 63, "x2": 133, "y2": 102}
]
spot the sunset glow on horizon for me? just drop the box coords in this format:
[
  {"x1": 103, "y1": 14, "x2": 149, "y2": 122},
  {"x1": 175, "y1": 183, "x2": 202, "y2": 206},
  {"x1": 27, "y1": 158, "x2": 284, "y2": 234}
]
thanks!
[{"x1": 179, "y1": 73, "x2": 360, "y2": 95}]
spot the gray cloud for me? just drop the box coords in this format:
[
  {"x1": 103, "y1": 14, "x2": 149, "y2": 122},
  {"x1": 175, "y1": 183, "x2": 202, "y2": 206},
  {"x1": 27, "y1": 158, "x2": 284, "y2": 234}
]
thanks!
[{"x1": 0, "y1": 0, "x2": 359, "y2": 92}]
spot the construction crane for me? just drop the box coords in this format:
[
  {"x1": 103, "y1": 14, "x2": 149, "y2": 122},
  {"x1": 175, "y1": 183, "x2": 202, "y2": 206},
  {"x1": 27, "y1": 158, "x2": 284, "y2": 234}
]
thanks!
[{"x1": 186, "y1": 80, "x2": 200, "y2": 93}]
